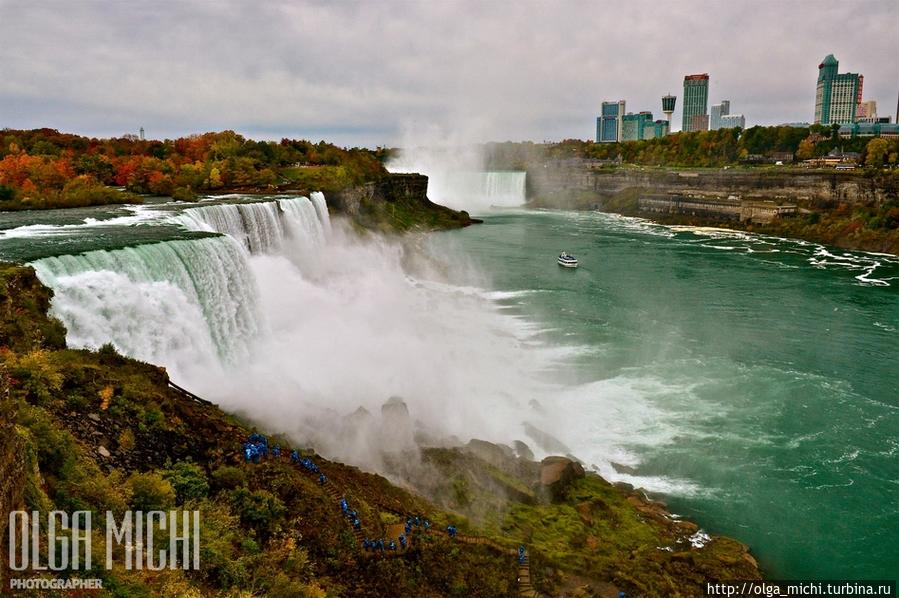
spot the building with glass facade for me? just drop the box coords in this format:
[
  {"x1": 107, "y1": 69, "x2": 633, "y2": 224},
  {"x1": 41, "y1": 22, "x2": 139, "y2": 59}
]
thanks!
[
  {"x1": 838, "y1": 122, "x2": 899, "y2": 139},
  {"x1": 621, "y1": 112, "x2": 654, "y2": 142},
  {"x1": 642, "y1": 119, "x2": 671, "y2": 140},
  {"x1": 710, "y1": 100, "x2": 730, "y2": 130},
  {"x1": 814, "y1": 54, "x2": 862, "y2": 125},
  {"x1": 720, "y1": 114, "x2": 745, "y2": 129},
  {"x1": 682, "y1": 74, "x2": 709, "y2": 132},
  {"x1": 597, "y1": 100, "x2": 626, "y2": 143}
]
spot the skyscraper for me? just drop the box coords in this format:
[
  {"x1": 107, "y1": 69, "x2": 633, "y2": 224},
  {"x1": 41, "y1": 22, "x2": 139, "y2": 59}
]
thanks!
[
  {"x1": 598, "y1": 100, "x2": 626, "y2": 143},
  {"x1": 682, "y1": 74, "x2": 709, "y2": 132},
  {"x1": 620, "y1": 111, "x2": 654, "y2": 142},
  {"x1": 814, "y1": 54, "x2": 862, "y2": 125},
  {"x1": 710, "y1": 100, "x2": 731, "y2": 130}
]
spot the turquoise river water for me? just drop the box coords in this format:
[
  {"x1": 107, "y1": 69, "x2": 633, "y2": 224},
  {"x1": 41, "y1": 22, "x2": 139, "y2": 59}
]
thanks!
[{"x1": 434, "y1": 209, "x2": 898, "y2": 580}]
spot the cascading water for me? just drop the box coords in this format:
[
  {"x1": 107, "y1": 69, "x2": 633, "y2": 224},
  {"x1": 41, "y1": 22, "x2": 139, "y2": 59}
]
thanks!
[
  {"x1": 310, "y1": 192, "x2": 332, "y2": 235},
  {"x1": 178, "y1": 196, "x2": 330, "y2": 253},
  {"x1": 26, "y1": 194, "x2": 334, "y2": 380},
  {"x1": 405, "y1": 170, "x2": 526, "y2": 212},
  {"x1": 32, "y1": 235, "x2": 262, "y2": 377},
  {"x1": 479, "y1": 172, "x2": 527, "y2": 207}
]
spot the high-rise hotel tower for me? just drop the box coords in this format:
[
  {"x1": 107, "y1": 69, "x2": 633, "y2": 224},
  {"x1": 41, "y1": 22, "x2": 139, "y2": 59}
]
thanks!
[
  {"x1": 814, "y1": 54, "x2": 862, "y2": 125},
  {"x1": 682, "y1": 74, "x2": 710, "y2": 132}
]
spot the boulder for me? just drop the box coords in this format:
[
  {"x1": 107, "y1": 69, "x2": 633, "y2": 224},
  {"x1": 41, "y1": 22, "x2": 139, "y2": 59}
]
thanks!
[
  {"x1": 512, "y1": 440, "x2": 534, "y2": 461},
  {"x1": 379, "y1": 397, "x2": 415, "y2": 453},
  {"x1": 464, "y1": 439, "x2": 514, "y2": 467},
  {"x1": 539, "y1": 456, "x2": 585, "y2": 501}
]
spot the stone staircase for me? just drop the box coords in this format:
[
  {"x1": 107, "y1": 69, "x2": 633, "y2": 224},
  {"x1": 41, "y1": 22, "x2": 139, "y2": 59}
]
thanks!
[{"x1": 518, "y1": 550, "x2": 541, "y2": 597}]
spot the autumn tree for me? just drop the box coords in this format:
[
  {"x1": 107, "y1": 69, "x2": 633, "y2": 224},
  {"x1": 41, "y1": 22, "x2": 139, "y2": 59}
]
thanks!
[
  {"x1": 865, "y1": 138, "x2": 890, "y2": 168},
  {"x1": 796, "y1": 137, "x2": 817, "y2": 161}
]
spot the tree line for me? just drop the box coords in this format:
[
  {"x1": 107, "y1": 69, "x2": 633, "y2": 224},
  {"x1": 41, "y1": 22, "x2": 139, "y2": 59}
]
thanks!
[
  {"x1": 0, "y1": 129, "x2": 389, "y2": 210},
  {"x1": 483, "y1": 125, "x2": 899, "y2": 170}
]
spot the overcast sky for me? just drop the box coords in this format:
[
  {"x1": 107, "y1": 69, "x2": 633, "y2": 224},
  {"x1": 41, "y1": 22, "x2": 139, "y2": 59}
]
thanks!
[{"x1": 1, "y1": 0, "x2": 896, "y2": 147}]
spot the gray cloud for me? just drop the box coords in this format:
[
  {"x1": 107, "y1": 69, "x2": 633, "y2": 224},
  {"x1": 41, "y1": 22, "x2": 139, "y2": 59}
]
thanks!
[{"x1": 0, "y1": 0, "x2": 896, "y2": 147}]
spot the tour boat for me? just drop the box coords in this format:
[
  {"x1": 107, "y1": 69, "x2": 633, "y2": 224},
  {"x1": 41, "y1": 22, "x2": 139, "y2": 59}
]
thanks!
[{"x1": 557, "y1": 252, "x2": 578, "y2": 268}]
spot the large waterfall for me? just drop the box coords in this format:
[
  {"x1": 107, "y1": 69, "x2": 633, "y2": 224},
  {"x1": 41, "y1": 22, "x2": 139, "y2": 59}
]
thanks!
[
  {"x1": 32, "y1": 235, "x2": 261, "y2": 372},
  {"x1": 444, "y1": 172, "x2": 527, "y2": 209},
  {"x1": 177, "y1": 193, "x2": 331, "y2": 253},
  {"x1": 30, "y1": 194, "x2": 333, "y2": 379},
  {"x1": 406, "y1": 170, "x2": 526, "y2": 213}
]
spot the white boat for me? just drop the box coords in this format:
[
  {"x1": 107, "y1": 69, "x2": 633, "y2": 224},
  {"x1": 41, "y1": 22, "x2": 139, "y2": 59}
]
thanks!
[{"x1": 557, "y1": 252, "x2": 578, "y2": 268}]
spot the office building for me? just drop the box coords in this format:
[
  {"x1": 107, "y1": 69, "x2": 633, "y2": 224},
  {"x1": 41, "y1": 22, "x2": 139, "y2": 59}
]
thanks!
[
  {"x1": 682, "y1": 74, "x2": 710, "y2": 132},
  {"x1": 597, "y1": 100, "x2": 626, "y2": 143},
  {"x1": 856, "y1": 100, "x2": 877, "y2": 120},
  {"x1": 710, "y1": 100, "x2": 731, "y2": 130},
  {"x1": 814, "y1": 54, "x2": 862, "y2": 125},
  {"x1": 621, "y1": 111, "x2": 654, "y2": 142},
  {"x1": 720, "y1": 114, "x2": 745, "y2": 129},
  {"x1": 642, "y1": 119, "x2": 671, "y2": 140}
]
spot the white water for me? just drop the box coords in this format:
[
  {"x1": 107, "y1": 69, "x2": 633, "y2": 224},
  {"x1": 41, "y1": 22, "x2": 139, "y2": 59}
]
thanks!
[
  {"x1": 32, "y1": 235, "x2": 261, "y2": 377},
  {"x1": 27, "y1": 194, "x2": 564, "y2": 472},
  {"x1": 176, "y1": 195, "x2": 331, "y2": 254},
  {"x1": 395, "y1": 169, "x2": 526, "y2": 213},
  {"x1": 386, "y1": 147, "x2": 526, "y2": 212}
]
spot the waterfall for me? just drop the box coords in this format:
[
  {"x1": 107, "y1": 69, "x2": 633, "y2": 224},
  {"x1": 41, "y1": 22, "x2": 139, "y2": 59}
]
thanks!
[
  {"x1": 27, "y1": 194, "x2": 332, "y2": 377},
  {"x1": 278, "y1": 196, "x2": 325, "y2": 246},
  {"x1": 480, "y1": 172, "x2": 527, "y2": 207},
  {"x1": 31, "y1": 235, "x2": 262, "y2": 373},
  {"x1": 310, "y1": 191, "x2": 332, "y2": 234},
  {"x1": 429, "y1": 171, "x2": 527, "y2": 212},
  {"x1": 178, "y1": 196, "x2": 330, "y2": 253}
]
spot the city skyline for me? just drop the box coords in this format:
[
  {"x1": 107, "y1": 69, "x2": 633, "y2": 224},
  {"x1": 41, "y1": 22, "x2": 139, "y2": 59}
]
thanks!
[{"x1": 0, "y1": 0, "x2": 896, "y2": 147}]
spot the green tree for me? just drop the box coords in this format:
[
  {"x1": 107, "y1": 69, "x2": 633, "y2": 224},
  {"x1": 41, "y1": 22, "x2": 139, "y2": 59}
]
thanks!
[{"x1": 0, "y1": 184, "x2": 15, "y2": 201}]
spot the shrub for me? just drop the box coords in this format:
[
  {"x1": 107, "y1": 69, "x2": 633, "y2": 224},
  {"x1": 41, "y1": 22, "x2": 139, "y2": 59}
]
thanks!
[
  {"x1": 228, "y1": 487, "x2": 287, "y2": 537},
  {"x1": 3, "y1": 349, "x2": 64, "y2": 405},
  {"x1": 171, "y1": 186, "x2": 198, "y2": 202},
  {"x1": 163, "y1": 460, "x2": 209, "y2": 502},
  {"x1": 211, "y1": 465, "x2": 246, "y2": 490},
  {"x1": 126, "y1": 472, "x2": 177, "y2": 511}
]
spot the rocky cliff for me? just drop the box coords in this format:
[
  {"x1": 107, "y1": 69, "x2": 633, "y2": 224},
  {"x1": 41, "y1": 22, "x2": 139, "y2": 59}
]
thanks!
[
  {"x1": 331, "y1": 173, "x2": 476, "y2": 232},
  {"x1": 528, "y1": 164, "x2": 899, "y2": 209}
]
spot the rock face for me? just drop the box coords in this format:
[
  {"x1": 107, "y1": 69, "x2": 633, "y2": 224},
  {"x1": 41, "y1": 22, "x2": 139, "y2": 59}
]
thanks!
[
  {"x1": 540, "y1": 456, "x2": 586, "y2": 501},
  {"x1": 529, "y1": 163, "x2": 899, "y2": 207},
  {"x1": 465, "y1": 439, "x2": 514, "y2": 467},
  {"x1": 380, "y1": 396, "x2": 416, "y2": 453},
  {"x1": 512, "y1": 440, "x2": 534, "y2": 461},
  {"x1": 330, "y1": 173, "x2": 475, "y2": 231}
]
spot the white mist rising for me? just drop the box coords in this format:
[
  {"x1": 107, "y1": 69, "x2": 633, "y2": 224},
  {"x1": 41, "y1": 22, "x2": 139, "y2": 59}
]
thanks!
[
  {"x1": 201, "y1": 221, "x2": 563, "y2": 470},
  {"x1": 386, "y1": 124, "x2": 526, "y2": 213},
  {"x1": 33, "y1": 196, "x2": 570, "y2": 473}
]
